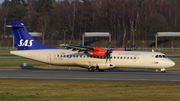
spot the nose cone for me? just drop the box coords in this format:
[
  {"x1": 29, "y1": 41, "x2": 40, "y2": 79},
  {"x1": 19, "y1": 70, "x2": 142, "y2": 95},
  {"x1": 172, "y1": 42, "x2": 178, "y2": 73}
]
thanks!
[
  {"x1": 170, "y1": 60, "x2": 175, "y2": 67},
  {"x1": 168, "y1": 59, "x2": 175, "y2": 68}
]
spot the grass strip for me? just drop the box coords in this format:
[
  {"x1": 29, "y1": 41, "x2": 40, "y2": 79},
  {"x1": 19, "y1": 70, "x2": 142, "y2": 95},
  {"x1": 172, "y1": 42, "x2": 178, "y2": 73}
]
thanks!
[{"x1": 0, "y1": 80, "x2": 180, "y2": 101}]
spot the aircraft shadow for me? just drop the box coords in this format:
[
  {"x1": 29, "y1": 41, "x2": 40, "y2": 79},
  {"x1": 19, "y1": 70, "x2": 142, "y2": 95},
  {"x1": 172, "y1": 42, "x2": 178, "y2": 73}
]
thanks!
[
  {"x1": 105, "y1": 69, "x2": 161, "y2": 73},
  {"x1": 20, "y1": 66, "x2": 161, "y2": 73},
  {"x1": 20, "y1": 65, "x2": 88, "y2": 72}
]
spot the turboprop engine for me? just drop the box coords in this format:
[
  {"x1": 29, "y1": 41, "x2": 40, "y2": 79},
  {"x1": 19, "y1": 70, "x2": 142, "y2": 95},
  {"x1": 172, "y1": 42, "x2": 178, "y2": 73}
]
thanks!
[{"x1": 86, "y1": 47, "x2": 108, "y2": 57}]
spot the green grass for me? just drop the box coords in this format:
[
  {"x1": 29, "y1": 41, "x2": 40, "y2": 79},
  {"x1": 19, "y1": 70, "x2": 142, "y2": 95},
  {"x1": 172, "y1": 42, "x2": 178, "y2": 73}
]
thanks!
[
  {"x1": 0, "y1": 57, "x2": 48, "y2": 68},
  {"x1": 0, "y1": 80, "x2": 180, "y2": 101},
  {"x1": 164, "y1": 53, "x2": 180, "y2": 56},
  {"x1": 0, "y1": 52, "x2": 11, "y2": 55}
]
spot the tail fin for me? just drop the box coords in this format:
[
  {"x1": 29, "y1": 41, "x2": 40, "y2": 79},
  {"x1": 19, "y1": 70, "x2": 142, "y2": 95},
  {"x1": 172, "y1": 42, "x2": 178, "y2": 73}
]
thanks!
[{"x1": 11, "y1": 22, "x2": 57, "y2": 50}]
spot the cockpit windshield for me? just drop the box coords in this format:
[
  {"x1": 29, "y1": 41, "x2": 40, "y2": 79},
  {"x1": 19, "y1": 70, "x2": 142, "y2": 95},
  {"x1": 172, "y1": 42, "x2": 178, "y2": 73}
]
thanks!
[{"x1": 155, "y1": 55, "x2": 167, "y2": 58}]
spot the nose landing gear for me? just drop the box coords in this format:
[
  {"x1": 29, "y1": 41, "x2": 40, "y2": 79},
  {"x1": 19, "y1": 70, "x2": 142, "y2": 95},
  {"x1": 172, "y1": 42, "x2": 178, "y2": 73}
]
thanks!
[
  {"x1": 156, "y1": 69, "x2": 166, "y2": 73},
  {"x1": 160, "y1": 68, "x2": 166, "y2": 73}
]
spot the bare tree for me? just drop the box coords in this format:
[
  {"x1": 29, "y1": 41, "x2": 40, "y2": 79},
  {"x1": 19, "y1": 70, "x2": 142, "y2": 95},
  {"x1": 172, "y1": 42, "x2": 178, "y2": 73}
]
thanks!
[{"x1": 0, "y1": 6, "x2": 9, "y2": 39}]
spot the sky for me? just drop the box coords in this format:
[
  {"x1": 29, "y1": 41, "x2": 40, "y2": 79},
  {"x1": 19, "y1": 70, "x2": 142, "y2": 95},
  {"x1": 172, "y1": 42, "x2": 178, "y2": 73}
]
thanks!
[{"x1": 0, "y1": 0, "x2": 4, "y2": 4}]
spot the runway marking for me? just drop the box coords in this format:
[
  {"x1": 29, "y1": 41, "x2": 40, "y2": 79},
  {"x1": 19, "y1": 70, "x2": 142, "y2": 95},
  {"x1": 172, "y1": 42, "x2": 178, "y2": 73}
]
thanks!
[{"x1": 1, "y1": 77, "x2": 180, "y2": 82}]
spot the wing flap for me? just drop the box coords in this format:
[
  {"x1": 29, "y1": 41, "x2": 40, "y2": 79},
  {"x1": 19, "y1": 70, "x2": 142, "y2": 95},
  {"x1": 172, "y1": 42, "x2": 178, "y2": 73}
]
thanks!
[{"x1": 60, "y1": 44, "x2": 94, "y2": 53}]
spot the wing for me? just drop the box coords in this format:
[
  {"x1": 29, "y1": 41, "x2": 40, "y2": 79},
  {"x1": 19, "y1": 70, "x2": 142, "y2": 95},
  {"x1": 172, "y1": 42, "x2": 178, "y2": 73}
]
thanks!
[
  {"x1": 60, "y1": 44, "x2": 107, "y2": 57},
  {"x1": 60, "y1": 44, "x2": 125, "y2": 57},
  {"x1": 60, "y1": 44, "x2": 94, "y2": 52}
]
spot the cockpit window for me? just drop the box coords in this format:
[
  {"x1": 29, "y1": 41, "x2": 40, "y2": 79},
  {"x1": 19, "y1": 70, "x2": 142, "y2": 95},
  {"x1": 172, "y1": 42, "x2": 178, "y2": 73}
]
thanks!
[
  {"x1": 155, "y1": 55, "x2": 158, "y2": 58},
  {"x1": 155, "y1": 55, "x2": 167, "y2": 58},
  {"x1": 162, "y1": 55, "x2": 167, "y2": 58}
]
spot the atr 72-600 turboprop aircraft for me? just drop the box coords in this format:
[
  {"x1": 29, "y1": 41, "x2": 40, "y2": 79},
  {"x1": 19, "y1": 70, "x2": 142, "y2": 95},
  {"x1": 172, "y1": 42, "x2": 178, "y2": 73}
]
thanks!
[{"x1": 10, "y1": 22, "x2": 175, "y2": 72}]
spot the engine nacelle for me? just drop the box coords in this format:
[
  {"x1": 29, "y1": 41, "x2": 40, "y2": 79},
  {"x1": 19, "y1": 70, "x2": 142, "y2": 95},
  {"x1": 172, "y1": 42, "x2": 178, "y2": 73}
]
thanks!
[
  {"x1": 87, "y1": 47, "x2": 107, "y2": 57},
  {"x1": 113, "y1": 48, "x2": 125, "y2": 51},
  {"x1": 97, "y1": 63, "x2": 115, "y2": 70}
]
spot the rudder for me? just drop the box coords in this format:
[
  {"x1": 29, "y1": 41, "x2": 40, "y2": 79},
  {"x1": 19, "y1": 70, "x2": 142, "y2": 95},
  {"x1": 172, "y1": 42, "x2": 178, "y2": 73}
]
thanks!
[{"x1": 11, "y1": 22, "x2": 57, "y2": 50}]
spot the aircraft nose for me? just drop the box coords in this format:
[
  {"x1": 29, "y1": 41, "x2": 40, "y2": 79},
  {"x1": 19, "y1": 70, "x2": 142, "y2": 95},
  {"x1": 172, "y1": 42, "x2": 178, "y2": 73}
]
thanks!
[{"x1": 169, "y1": 60, "x2": 175, "y2": 67}]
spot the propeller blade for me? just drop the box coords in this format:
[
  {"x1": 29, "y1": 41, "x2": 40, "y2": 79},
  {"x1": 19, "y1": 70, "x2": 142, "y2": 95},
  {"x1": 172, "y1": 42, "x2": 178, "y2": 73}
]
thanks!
[
  {"x1": 105, "y1": 49, "x2": 112, "y2": 63},
  {"x1": 106, "y1": 56, "x2": 108, "y2": 63},
  {"x1": 109, "y1": 55, "x2": 111, "y2": 63}
]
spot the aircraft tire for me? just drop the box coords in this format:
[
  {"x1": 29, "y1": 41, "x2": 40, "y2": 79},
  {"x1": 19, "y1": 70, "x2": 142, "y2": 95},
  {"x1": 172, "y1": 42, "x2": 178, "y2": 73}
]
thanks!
[
  {"x1": 161, "y1": 69, "x2": 166, "y2": 73},
  {"x1": 88, "y1": 67, "x2": 95, "y2": 72},
  {"x1": 98, "y1": 70, "x2": 104, "y2": 72},
  {"x1": 161, "y1": 71, "x2": 166, "y2": 73}
]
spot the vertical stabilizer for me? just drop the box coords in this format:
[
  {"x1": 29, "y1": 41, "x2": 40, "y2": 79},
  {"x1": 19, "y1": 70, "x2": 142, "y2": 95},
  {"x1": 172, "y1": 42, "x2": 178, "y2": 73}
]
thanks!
[{"x1": 11, "y1": 22, "x2": 57, "y2": 50}]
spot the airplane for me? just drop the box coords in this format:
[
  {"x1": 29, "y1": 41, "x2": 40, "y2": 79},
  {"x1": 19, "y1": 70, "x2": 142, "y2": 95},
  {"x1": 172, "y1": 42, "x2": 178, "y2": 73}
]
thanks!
[{"x1": 10, "y1": 22, "x2": 175, "y2": 72}]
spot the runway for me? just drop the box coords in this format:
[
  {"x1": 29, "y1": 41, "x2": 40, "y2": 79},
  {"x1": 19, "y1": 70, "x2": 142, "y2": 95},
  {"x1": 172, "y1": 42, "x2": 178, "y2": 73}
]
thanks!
[{"x1": 0, "y1": 69, "x2": 180, "y2": 83}]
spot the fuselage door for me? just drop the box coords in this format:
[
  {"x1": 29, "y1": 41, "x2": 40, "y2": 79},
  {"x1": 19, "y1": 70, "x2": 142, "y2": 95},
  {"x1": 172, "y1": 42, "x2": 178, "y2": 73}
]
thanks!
[{"x1": 46, "y1": 54, "x2": 51, "y2": 63}]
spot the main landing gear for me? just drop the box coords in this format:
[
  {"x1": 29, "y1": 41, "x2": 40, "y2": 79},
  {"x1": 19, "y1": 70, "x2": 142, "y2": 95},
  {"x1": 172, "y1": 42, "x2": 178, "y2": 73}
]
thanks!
[
  {"x1": 88, "y1": 67, "x2": 95, "y2": 72},
  {"x1": 88, "y1": 66, "x2": 104, "y2": 72}
]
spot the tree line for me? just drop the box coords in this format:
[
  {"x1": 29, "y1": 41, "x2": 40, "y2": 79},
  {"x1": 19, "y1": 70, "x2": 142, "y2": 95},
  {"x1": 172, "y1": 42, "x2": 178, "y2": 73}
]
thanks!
[{"x1": 1, "y1": 0, "x2": 180, "y2": 47}]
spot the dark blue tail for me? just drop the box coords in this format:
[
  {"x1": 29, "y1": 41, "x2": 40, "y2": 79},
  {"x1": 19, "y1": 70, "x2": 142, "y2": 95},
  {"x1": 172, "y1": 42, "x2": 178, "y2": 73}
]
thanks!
[{"x1": 11, "y1": 22, "x2": 57, "y2": 50}]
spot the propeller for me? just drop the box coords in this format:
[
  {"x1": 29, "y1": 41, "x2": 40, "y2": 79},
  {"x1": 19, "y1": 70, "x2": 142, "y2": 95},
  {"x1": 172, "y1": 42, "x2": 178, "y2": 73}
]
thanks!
[{"x1": 105, "y1": 49, "x2": 112, "y2": 63}]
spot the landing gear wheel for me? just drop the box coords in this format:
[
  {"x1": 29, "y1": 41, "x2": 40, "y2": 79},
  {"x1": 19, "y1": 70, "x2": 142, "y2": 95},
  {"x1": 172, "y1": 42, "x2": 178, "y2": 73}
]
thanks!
[
  {"x1": 98, "y1": 70, "x2": 104, "y2": 72},
  {"x1": 161, "y1": 71, "x2": 166, "y2": 73},
  {"x1": 88, "y1": 68, "x2": 94, "y2": 72},
  {"x1": 161, "y1": 69, "x2": 166, "y2": 73}
]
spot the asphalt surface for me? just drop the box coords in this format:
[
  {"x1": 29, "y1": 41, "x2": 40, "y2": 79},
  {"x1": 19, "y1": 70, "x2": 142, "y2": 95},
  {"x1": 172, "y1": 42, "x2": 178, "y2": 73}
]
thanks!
[{"x1": 0, "y1": 69, "x2": 180, "y2": 83}]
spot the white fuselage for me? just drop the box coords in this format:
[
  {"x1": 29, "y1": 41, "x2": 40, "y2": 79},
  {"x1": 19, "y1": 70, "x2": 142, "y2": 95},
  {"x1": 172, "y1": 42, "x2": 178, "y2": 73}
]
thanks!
[{"x1": 10, "y1": 49, "x2": 175, "y2": 70}]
